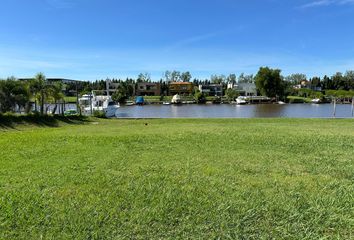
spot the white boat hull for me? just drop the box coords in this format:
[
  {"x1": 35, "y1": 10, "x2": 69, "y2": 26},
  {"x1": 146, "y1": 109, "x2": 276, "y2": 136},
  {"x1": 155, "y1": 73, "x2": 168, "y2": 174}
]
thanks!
[
  {"x1": 311, "y1": 99, "x2": 321, "y2": 104},
  {"x1": 236, "y1": 96, "x2": 248, "y2": 105},
  {"x1": 236, "y1": 99, "x2": 247, "y2": 105},
  {"x1": 79, "y1": 93, "x2": 120, "y2": 117},
  {"x1": 105, "y1": 106, "x2": 119, "y2": 117},
  {"x1": 83, "y1": 105, "x2": 119, "y2": 118}
]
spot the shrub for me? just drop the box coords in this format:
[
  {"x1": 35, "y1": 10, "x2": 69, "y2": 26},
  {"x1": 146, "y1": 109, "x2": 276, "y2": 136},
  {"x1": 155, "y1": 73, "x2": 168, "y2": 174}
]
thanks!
[{"x1": 93, "y1": 110, "x2": 106, "y2": 118}]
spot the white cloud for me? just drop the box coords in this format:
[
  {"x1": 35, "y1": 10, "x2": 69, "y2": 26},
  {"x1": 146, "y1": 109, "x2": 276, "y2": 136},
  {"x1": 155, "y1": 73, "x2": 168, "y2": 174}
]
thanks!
[{"x1": 300, "y1": 0, "x2": 354, "y2": 8}]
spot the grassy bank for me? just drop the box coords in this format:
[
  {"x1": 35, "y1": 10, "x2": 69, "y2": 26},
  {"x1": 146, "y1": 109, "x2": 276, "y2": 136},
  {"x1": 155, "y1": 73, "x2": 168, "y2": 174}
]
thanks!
[
  {"x1": 287, "y1": 96, "x2": 313, "y2": 103},
  {"x1": 0, "y1": 118, "x2": 353, "y2": 239},
  {"x1": 0, "y1": 114, "x2": 89, "y2": 129}
]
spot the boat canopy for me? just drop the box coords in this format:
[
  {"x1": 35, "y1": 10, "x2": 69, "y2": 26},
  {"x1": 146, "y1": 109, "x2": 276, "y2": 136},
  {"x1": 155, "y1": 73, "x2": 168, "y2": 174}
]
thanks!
[{"x1": 135, "y1": 96, "x2": 145, "y2": 104}]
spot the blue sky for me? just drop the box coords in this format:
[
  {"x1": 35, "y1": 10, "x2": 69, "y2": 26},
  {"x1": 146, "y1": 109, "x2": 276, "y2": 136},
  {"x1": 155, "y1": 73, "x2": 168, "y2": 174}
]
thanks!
[{"x1": 1, "y1": 0, "x2": 354, "y2": 80}]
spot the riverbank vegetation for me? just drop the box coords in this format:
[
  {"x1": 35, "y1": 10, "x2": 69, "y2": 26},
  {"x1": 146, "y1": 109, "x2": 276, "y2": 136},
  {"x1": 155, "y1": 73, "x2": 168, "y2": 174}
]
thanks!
[
  {"x1": 0, "y1": 118, "x2": 353, "y2": 239},
  {"x1": 0, "y1": 113, "x2": 89, "y2": 128},
  {"x1": 0, "y1": 73, "x2": 66, "y2": 115},
  {"x1": 1, "y1": 68, "x2": 354, "y2": 115}
]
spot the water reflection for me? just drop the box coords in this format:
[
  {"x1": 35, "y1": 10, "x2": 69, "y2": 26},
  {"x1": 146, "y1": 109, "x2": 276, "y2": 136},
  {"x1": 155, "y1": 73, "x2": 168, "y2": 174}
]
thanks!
[{"x1": 116, "y1": 104, "x2": 353, "y2": 118}]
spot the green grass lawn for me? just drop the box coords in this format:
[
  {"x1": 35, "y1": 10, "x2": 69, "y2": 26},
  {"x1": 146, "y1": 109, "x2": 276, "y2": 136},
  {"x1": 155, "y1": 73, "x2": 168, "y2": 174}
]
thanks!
[
  {"x1": 63, "y1": 96, "x2": 78, "y2": 103},
  {"x1": 287, "y1": 96, "x2": 313, "y2": 103},
  {"x1": 30, "y1": 96, "x2": 78, "y2": 103},
  {"x1": 0, "y1": 118, "x2": 353, "y2": 239}
]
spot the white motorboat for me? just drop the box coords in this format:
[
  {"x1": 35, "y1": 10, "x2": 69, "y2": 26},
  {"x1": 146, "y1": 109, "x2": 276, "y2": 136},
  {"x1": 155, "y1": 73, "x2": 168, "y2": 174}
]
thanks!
[
  {"x1": 311, "y1": 98, "x2": 321, "y2": 104},
  {"x1": 79, "y1": 92, "x2": 120, "y2": 117},
  {"x1": 236, "y1": 96, "x2": 247, "y2": 105},
  {"x1": 277, "y1": 101, "x2": 286, "y2": 105},
  {"x1": 171, "y1": 94, "x2": 182, "y2": 104}
]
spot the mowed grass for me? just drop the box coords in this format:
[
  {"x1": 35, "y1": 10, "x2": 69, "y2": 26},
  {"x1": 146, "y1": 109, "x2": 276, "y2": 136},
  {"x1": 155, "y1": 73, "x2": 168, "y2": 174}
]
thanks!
[{"x1": 0, "y1": 118, "x2": 353, "y2": 239}]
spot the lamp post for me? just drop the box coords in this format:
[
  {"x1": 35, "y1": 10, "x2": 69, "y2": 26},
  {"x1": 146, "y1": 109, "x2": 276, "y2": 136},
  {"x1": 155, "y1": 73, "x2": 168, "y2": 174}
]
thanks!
[{"x1": 333, "y1": 97, "x2": 337, "y2": 118}]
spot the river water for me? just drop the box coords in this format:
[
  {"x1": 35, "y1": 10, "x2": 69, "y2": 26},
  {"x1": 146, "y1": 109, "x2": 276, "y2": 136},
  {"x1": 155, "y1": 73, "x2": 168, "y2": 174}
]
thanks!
[{"x1": 115, "y1": 104, "x2": 354, "y2": 118}]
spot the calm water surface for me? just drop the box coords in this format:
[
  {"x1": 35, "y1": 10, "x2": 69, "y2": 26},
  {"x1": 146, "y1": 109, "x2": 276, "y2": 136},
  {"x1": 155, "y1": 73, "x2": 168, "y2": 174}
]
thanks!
[{"x1": 116, "y1": 104, "x2": 354, "y2": 118}]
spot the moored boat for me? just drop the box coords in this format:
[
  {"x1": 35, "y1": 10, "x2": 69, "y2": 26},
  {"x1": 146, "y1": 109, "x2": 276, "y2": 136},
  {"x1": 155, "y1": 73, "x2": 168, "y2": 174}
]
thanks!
[
  {"x1": 171, "y1": 94, "x2": 182, "y2": 104},
  {"x1": 79, "y1": 92, "x2": 120, "y2": 117},
  {"x1": 236, "y1": 96, "x2": 248, "y2": 105},
  {"x1": 135, "y1": 96, "x2": 145, "y2": 105},
  {"x1": 311, "y1": 98, "x2": 321, "y2": 104}
]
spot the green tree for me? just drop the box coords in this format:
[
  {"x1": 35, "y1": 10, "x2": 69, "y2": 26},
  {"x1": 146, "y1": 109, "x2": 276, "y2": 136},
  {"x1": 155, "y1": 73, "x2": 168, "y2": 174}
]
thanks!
[
  {"x1": 12, "y1": 79, "x2": 31, "y2": 113},
  {"x1": 344, "y1": 71, "x2": 354, "y2": 90},
  {"x1": 193, "y1": 90, "x2": 206, "y2": 103},
  {"x1": 181, "y1": 71, "x2": 192, "y2": 82},
  {"x1": 30, "y1": 73, "x2": 49, "y2": 115},
  {"x1": 137, "y1": 73, "x2": 151, "y2": 83},
  {"x1": 164, "y1": 71, "x2": 172, "y2": 82},
  {"x1": 298, "y1": 88, "x2": 312, "y2": 98},
  {"x1": 332, "y1": 72, "x2": 346, "y2": 90},
  {"x1": 225, "y1": 88, "x2": 238, "y2": 101},
  {"x1": 227, "y1": 74, "x2": 237, "y2": 84},
  {"x1": 238, "y1": 73, "x2": 254, "y2": 83},
  {"x1": 310, "y1": 77, "x2": 321, "y2": 90},
  {"x1": 255, "y1": 67, "x2": 284, "y2": 98},
  {"x1": 0, "y1": 78, "x2": 30, "y2": 113},
  {"x1": 322, "y1": 75, "x2": 332, "y2": 90},
  {"x1": 285, "y1": 73, "x2": 307, "y2": 85},
  {"x1": 171, "y1": 71, "x2": 181, "y2": 82},
  {"x1": 47, "y1": 82, "x2": 64, "y2": 114},
  {"x1": 210, "y1": 75, "x2": 226, "y2": 84},
  {"x1": 112, "y1": 82, "x2": 132, "y2": 104}
]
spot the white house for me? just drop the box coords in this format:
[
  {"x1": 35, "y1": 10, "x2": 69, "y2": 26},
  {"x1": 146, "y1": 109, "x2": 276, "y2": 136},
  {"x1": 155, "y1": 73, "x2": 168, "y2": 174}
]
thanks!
[{"x1": 227, "y1": 82, "x2": 257, "y2": 96}]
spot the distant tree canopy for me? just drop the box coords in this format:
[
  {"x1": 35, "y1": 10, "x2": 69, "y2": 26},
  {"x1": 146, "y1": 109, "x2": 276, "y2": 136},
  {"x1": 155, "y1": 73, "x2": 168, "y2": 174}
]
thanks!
[
  {"x1": 193, "y1": 89, "x2": 206, "y2": 104},
  {"x1": 181, "y1": 71, "x2": 192, "y2": 82},
  {"x1": 227, "y1": 74, "x2": 237, "y2": 84},
  {"x1": 285, "y1": 73, "x2": 307, "y2": 84},
  {"x1": 75, "y1": 69, "x2": 354, "y2": 92},
  {"x1": 111, "y1": 82, "x2": 134, "y2": 104},
  {"x1": 225, "y1": 88, "x2": 238, "y2": 101},
  {"x1": 1, "y1": 68, "x2": 354, "y2": 115},
  {"x1": 163, "y1": 71, "x2": 192, "y2": 82},
  {"x1": 255, "y1": 67, "x2": 284, "y2": 98},
  {"x1": 0, "y1": 77, "x2": 30, "y2": 113},
  {"x1": 0, "y1": 73, "x2": 66, "y2": 114},
  {"x1": 137, "y1": 73, "x2": 151, "y2": 83},
  {"x1": 238, "y1": 73, "x2": 254, "y2": 83},
  {"x1": 210, "y1": 75, "x2": 226, "y2": 84}
]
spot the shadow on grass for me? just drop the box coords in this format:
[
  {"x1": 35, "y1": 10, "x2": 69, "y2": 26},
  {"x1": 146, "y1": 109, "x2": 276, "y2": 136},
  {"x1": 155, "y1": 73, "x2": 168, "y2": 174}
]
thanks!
[{"x1": 0, "y1": 114, "x2": 91, "y2": 129}]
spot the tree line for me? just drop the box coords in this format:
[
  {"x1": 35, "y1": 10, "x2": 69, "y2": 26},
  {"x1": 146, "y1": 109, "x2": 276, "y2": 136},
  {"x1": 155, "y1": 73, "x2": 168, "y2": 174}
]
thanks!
[
  {"x1": 1, "y1": 68, "x2": 354, "y2": 114},
  {"x1": 69, "y1": 69, "x2": 354, "y2": 93},
  {"x1": 0, "y1": 73, "x2": 64, "y2": 114}
]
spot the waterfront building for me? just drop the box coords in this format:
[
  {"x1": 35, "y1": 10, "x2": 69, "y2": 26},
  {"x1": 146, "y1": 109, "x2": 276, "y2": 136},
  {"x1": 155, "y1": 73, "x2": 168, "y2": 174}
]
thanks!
[
  {"x1": 136, "y1": 82, "x2": 161, "y2": 96},
  {"x1": 198, "y1": 84, "x2": 223, "y2": 96},
  {"x1": 227, "y1": 82, "x2": 257, "y2": 96},
  {"x1": 168, "y1": 82, "x2": 194, "y2": 95}
]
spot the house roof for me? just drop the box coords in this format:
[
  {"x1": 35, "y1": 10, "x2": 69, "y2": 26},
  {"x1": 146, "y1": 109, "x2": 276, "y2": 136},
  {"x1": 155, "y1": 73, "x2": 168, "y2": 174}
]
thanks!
[{"x1": 169, "y1": 82, "x2": 193, "y2": 85}]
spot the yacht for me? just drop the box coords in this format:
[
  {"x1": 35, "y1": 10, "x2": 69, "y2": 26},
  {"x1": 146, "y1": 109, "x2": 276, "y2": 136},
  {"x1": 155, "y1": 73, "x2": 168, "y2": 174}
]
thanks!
[
  {"x1": 311, "y1": 98, "x2": 321, "y2": 104},
  {"x1": 171, "y1": 94, "x2": 182, "y2": 104},
  {"x1": 79, "y1": 92, "x2": 120, "y2": 117},
  {"x1": 236, "y1": 96, "x2": 248, "y2": 105}
]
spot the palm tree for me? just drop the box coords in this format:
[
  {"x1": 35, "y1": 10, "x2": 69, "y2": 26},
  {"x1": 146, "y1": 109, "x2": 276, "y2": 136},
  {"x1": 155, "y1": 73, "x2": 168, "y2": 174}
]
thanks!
[
  {"x1": 30, "y1": 73, "x2": 48, "y2": 115},
  {"x1": 48, "y1": 82, "x2": 64, "y2": 115}
]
